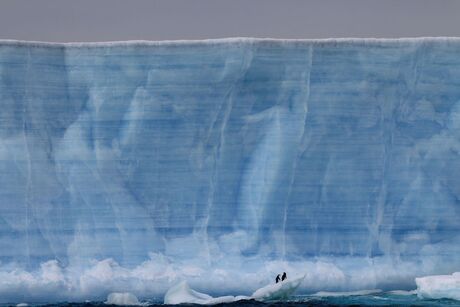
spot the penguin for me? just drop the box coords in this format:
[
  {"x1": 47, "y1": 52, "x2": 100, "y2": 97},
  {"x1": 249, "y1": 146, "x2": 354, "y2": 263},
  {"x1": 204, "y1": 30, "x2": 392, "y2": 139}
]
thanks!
[{"x1": 275, "y1": 274, "x2": 281, "y2": 283}]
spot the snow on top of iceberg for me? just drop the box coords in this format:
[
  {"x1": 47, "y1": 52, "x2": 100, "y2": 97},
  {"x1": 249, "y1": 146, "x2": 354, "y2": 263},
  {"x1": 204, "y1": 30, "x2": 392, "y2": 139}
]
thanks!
[
  {"x1": 1, "y1": 37, "x2": 460, "y2": 48},
  {"x1": 416, "y1": 272, "x2": 460, "y2": 301}
]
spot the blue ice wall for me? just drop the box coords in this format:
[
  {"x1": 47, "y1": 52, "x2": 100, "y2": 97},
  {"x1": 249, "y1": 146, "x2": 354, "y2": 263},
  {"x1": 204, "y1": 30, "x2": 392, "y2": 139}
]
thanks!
[{"x1": 0, "y1": 39, "x2": 459, "y2": 297}]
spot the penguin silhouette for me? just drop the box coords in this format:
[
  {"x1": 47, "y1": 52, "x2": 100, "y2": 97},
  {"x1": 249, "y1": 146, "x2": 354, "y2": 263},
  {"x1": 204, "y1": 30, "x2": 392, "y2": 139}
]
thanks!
[
  {"x1": 275, "y1": 274, "x2": 281, "y2": 283},
  {"x1": 281, "y1": 272, "x2": 287, "y2": 281}
]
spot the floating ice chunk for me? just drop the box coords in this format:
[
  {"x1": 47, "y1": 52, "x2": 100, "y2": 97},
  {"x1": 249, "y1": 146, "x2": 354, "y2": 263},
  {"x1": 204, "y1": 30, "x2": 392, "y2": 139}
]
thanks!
[
  {"x1": 163, "y1": 280, "x2": 250, "y2": 305},
  {"x1": 105, "y1": 292, "x2": 142, "y2": 306},
  {"x1": 163, "y1": 281, "x2": 212, "y2": 304},
  {"x1": 386, "y1": 290, "x2": 417, "y2": 296},
  {"x1": 164, "y1": 276, "x2": 304, "y2": 305},
  {"x1": 251, "y1": 275, "x2": 305, "y2": 301},
  {"x1": 312, "y1": 289, "x2": 381, "y2": 297},
  {"x1": 416, "y1": 272, "x2": 460, "y2": 300},
  {"x1": 16, "y1": 304, "x2": 28, "y2": 307}
]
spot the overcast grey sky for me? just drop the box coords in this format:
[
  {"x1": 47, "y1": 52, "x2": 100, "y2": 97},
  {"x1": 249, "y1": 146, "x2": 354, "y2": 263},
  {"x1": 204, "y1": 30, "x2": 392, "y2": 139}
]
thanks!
[{"x1": 0, "y1": 0, "x2": 459, "y2": 42}]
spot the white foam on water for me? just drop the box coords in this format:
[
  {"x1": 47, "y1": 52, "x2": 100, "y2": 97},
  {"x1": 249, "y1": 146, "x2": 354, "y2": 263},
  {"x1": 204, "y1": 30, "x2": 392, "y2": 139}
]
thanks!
[{"x1": 416, "y1": 272, "x2": 460, "y2": 300}]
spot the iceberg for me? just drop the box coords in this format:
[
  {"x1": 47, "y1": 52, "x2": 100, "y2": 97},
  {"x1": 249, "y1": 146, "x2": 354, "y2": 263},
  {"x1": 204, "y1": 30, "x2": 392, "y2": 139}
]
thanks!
[
  {"x1": 416, "y1": 272, "x2": 460, "y2": 300},
  {"x1": 0, "y1": 38, "x2": 459, "y2": 302}
]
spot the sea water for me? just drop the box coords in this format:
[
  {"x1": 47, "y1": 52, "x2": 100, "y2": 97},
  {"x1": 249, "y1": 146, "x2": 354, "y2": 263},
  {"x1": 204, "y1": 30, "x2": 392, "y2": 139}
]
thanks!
[{"x1": 2, "y1": 294, "x2": 460, "y2": 307}]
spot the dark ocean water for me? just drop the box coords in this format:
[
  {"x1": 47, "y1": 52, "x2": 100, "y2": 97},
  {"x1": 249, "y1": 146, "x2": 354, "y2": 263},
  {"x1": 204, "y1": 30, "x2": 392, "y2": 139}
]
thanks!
[{"x1": 3, "y1": 294, "x2": 460, "y2": 307}]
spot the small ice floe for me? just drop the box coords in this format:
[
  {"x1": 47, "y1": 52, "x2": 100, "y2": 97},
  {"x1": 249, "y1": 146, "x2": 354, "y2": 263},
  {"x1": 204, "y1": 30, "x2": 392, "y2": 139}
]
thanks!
[
  {"x1": 386, "y1": 289, "x2": 417, "y2": 296},
  {"x1": 105, "y1": 292, "x2": 144, "y2": 306},
  {"x1": 251, "y1": 275, "x2": 305, "y2": 301},
  {"x1": 164, "y1": 275, "x2": 305, "y2": 305},
  {"x1": 16, "y1": 303, "x2": 29, "y2": 307},
  {"x1": 416, "y1": 272, "x2": 460, "y2": 300},
  {"x1": 311, "y1": 289, "x2": 381, "y2": 297},
  {"x1": 163, "y1": 280, "x2": 250, "y2": 305}
]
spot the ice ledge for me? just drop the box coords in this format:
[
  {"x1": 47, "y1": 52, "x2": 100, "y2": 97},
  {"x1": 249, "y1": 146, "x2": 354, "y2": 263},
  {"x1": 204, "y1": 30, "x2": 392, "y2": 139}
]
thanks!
[{"x1": 1, "y1": 37, "x2": 460, "y2": 48}]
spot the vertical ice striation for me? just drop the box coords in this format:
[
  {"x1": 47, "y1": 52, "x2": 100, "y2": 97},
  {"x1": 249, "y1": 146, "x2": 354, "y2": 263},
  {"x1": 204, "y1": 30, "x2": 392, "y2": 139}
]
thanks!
[{"x1": 0, "y1": 38, "x2": 459, "y2": 300}]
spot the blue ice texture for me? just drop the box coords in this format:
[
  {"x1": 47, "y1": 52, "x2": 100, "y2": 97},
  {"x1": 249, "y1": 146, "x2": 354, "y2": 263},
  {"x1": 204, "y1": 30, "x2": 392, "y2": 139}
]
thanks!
[{"x1": 0, "y1": 38, "x2": 459, "y2": 302}]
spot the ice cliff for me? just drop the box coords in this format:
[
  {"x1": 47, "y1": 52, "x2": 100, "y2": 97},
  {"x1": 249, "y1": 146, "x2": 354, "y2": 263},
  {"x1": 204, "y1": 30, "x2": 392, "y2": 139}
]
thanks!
[{"x1": 0, "y1": 38, "x2": 459, "y2": 302}]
